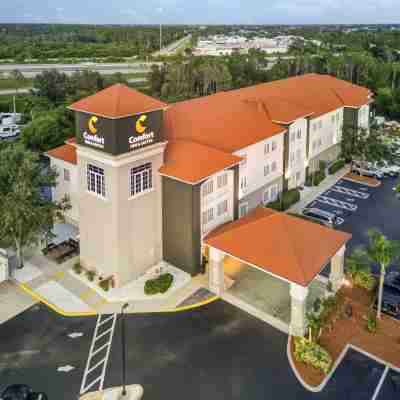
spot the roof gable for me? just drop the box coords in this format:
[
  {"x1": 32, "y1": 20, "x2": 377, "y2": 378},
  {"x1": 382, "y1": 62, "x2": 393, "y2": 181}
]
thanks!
[{"x1": 69, "y1": 84, "x2": 168, "y2": 118}]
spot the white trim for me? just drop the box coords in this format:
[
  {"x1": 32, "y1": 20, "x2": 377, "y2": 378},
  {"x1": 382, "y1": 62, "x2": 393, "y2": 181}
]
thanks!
[
  {"x1": 159, "y1": 161, "x2": 242, "y2": 186},
  {"x1": 68, "y1": 106, "x2": 169, "y2": 120},
  {"x1": 128, "y1": 188, "x2": 155, "y2": 201},
  {"x1": 76, "y1": 142, "x2": 167, "y2": 168},
  {"x1": 85, "y1": 190, "x2": 109, "y2": 202},
  {"x1": 372, "y1": 366, "x2": 389, "y2": 400}
]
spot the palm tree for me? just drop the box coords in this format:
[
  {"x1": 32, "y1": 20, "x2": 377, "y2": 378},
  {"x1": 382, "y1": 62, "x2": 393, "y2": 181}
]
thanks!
[{"x1": 364, "y1": 229, "x2": 400, "y2": 319}]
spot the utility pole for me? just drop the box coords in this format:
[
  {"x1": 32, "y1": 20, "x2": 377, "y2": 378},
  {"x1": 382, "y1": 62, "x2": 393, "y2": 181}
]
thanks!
[
  {"x1": 120, "y1": 303, "x2": 130, "y2": 398},
  {"x1": 160, "y1": 23, "x2": 162, "y2": 52}
]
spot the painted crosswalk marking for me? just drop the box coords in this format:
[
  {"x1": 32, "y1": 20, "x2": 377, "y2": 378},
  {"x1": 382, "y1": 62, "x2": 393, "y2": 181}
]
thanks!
[{"x1": 80, "y1": 313, "x2": 117, "y2": 395}]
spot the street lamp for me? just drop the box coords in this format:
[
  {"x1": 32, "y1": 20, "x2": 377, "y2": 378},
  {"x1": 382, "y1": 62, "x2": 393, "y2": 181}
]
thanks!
[{"x1": 121, "y1": 302, "x2": 130, "y2": 398}]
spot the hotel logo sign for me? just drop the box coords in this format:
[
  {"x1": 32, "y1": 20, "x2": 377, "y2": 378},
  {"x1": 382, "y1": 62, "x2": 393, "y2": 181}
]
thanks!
[
  {"x1": 77, "y1": 110, "x2": 163, "y2": 155},
  {"x1": 83, "y1": 115, "x2": 105, "y2": 149},
  {"x1": 128, "y1": 114, "x2": 155, "y2": 151}
]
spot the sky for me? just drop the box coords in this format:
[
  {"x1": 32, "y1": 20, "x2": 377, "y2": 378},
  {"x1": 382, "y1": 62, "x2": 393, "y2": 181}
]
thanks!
[{"x1": 1, "y1": 0, "x2": 399, "y2": 25}]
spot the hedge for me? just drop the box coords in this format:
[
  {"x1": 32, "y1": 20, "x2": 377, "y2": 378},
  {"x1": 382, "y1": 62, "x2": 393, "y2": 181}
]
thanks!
[
  {"x1": 328, "y1": 159, "x2": 346, "y2": 175},
  {"x1": 266, "y1": 189, "x2": 300, "y2": 211},
  {"x1": 306, "y1": 169, "x2": 326, "y2": 187},
  {"x1": 293, "y1": 336, "x2": 332, "y2": 374},
  {"x1": 144, "y1": 273, "x2": 174, "y2": 295}
]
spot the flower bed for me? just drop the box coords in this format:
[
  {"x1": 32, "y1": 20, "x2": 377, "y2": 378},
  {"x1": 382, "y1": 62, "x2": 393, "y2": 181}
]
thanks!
[{"x1": 293, "y1": 337, "x2": 332, "y2": 374}]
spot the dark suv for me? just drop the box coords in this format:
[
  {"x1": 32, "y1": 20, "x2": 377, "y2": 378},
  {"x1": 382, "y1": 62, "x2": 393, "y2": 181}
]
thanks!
[{"x1": 0, "y1": 385, "x2": 47, "y2": 400}]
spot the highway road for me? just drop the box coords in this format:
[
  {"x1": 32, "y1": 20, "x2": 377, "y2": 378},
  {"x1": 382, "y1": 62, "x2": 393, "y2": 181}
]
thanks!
[
  {"x1": 154, "y1": 34, "x2": 192, "y2": 56},
  {"x1": 0, "y1": 62, "x2": 159, "y2": 78}
]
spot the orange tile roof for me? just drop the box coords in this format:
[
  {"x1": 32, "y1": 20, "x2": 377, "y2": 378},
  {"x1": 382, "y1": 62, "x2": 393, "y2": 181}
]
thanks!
[
  {"x1": 159, "y1": 140, "x2": 242, "y2": 184},
  {"x1": 46, "y1": 144, "x2": 77, "y2": 165},
  {"x1": 205, "y1": 207, "x2": 351, "y2": 287},
  {"x1": 68, "y1": 84, "x2": 167, "y2": 118},
  {"x1": 164, "y1": 92, "x2": 287, "y2": 153}
]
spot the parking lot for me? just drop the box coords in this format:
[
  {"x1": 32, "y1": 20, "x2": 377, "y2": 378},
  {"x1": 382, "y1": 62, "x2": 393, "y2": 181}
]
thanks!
[{"x1": 305, "y1": 175, "x2": 400, "y2": 279}]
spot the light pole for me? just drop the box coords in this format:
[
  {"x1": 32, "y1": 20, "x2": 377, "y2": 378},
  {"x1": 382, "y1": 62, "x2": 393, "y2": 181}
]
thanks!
[{"x1": 121, "y1": 302, "x2": 129, "y2": 397}]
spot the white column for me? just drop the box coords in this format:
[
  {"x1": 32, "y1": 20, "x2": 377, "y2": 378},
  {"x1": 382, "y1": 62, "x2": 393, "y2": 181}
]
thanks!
[
  {"x1": 290, "y1": 283, "x2": 309, "y2": 337},
  {"x1": 330, "y1": 245, "x2": 346, "y2": 292},
  {"x1": 208, "y1": 247, "x2": 225, "y2": 295}
]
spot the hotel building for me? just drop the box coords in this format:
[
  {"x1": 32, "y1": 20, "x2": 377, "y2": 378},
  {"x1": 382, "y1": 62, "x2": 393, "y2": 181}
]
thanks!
[{"x1": 47, "y1": 73, "x2": 372, "y2": 335}]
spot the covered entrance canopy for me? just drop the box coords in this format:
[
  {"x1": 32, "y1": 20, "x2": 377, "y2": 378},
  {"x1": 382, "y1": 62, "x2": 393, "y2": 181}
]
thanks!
[{"x1": 204, "y1": 207, "x2": 351, "y2": 335}]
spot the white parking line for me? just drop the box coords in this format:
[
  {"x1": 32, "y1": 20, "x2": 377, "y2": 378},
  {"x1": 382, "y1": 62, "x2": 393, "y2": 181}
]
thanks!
[
  {"x1": 317, "y1": 196, "x2": 358, "y2": 211},
  {"x1": 333, "y1": 185, "x2": 370, "y2": 199},
  {"x1": 372, "y1": 366, "x2": 389, "y2": 400}
]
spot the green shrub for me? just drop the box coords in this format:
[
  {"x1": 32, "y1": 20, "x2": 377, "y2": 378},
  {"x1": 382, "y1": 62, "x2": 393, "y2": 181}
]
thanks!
[
  {"x1": 305, "y1": 170, "x2": 326, "y2": 186},
  {"x1": 99, "y1": 278, "x2": 111, "y2": 291},
  {"x1": 144, "y1": 273, "x2": 174, "y2": 295},
  {"x1": 319, "y1": 160, "x2": 327, "y2": 171},
  {"x1": 353, "y1": 270, "x2": 377, "y2": 291},
  {"x1": 265, "y1": 199, "x2": 282, "y2": 211},
  {"x1": 266, "y1": 189, "x2": 300, "y2": 211},
  {"x1": 293, "y1": 337, "x2": 332, "y2": 374},
  {"x1": 86, "y1": 270, "x2": 96, "y2": 282},
  {"x1": 328, "y1": 159, "x2": 346, "y2": 175},
  {"x1": 73, "y1": 262, "x2": 83, "y2": 274},
  {"x1": 366, "y1": 312, "x2": 378, "y2": 333}
]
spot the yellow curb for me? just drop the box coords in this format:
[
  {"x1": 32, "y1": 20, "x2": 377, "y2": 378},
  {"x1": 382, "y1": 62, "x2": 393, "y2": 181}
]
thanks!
[
  {"x1": 53, "y1": 271, "x2": 65, "y2": 280},
  {"x1": 18, "y1": 282, "x2": 97, "y2": 317},
  {"x1": 18, "y1": 280, "x2": 219, "y2": 317},
  {"x1": 172, "y1": 295, "x2": 220, "y2": 312}
]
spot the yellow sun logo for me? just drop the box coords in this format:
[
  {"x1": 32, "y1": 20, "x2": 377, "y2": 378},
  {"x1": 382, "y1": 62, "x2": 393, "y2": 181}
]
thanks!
[
  {"x1": 135, "y1": 115, "x2": 147, "y2": 134},
  {"x1": 88, "y1": 116, "x2": 98, "y2": 134}
]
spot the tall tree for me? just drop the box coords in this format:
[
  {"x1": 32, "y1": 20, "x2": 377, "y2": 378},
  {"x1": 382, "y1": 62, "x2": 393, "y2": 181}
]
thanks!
[
  {"x1": 363, "y1": 229, "x2": 400, "y2": 319},
  {"x1": 0, "y1": 144, "x2": 70, "y2": 268}
]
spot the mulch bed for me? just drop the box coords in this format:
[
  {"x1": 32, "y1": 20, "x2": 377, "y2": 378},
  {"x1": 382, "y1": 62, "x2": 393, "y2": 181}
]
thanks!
[
  {"x1": 291, "y1": 285, "x2": 400, "y2": 388},
  {"x1": 344, "y1": 173, "x2": 381, "y2": 187}
]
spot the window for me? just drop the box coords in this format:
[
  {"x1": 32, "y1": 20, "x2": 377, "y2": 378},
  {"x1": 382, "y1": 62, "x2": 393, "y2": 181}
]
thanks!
[
  {"x1": 271, "y1": 141, "x2": 277, "y2": 151},
  {"x1": 270, "y1": 185, "x2": 278, "y2": 201},
  {"x1": 264, "y1": 143, "x2": 270, "y2": 154},
  {"x1": 202, "y1": 180, "x2": 214, "y2": 197},
  {"x1": 319, "y1": 120, "x2": 323, "y2": 129},
  {"x1": 318, "y1": 138, "x2": 323, "y2": 147},
  {"x1": 217, "y1": 200, "x2": 228, "y2": 216},
  {"x1": 239, "y1": 203, "x2": 248, "y2": 217},
  {"x1": 297, "y1": 129, "x2": 302, "y2": 139},
  {"x1": 240, "y1": 175, "x2": 247, "y2": 191},
  {"x1": 263, "y1": 189, "x2": 270, "y2": 204},
  {"x1": 290, "y1": 131, "x2": 295, "y2": 142},
  {"x1": 264, "y1": 164, "x2": 270, "y2": 176},
  {"x1": 64, "y1": 168, "x2": 70, "y2": 182},
  {"x1": 202, "y1": 208, "x2": 214, "y2": 226},
  {"x1": 331, "y1": 115, "x2": 335, "y2": 124},
  {"x1": 130, "y1": 163, "x2": 152, "y2": 197},
  {"x1": 271, "y1": 161, "x2": 277, "y2": 172},
  {"x1": 217, "y1": 173, "x2": 228, "y2": 189},
  {"x1": 87, "y1": 164, "x2": 106, "y2": 197}
]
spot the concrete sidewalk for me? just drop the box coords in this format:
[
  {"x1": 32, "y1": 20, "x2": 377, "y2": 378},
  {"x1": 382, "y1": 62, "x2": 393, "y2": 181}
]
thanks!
[
  {"x1": 13, "y1": 247, "x2": 217, "y2": 317},
  {"x1": 288, "y1": 165, "x2": 350, "y2": 214},
  {"x1": 80, "y1": 385, "x2": 144, "y2": 400}
]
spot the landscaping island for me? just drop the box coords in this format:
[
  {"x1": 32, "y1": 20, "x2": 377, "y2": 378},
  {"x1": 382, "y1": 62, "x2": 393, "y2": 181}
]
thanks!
[{"x1": 290, "y1": 284, "x2": 400, "y2": 388}]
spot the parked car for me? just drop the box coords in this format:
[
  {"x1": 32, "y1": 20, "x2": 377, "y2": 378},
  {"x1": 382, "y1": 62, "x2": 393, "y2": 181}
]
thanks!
[
  {"x1": 0, "y1": 385, "x2": 47, "y2": 400},
  {"x1": 351, "y1": 161, "x2": 384, "y2": 179},
  {"x1": 371, "y1": 161, "x2": 400, "y2": 177},
  {"x1": 384, "y1": 270, "x2": 400, "y2": 292},
  {"x1": 373, "y1": 286, "x2": 400, "y2": 319},
  {"x1": 302, "y1": 207, "x2": 344, "y2": 226}
]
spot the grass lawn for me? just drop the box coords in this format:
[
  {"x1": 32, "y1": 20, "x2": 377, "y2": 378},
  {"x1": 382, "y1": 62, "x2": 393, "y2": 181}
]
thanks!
[{"x1": 0, "y1": 78, "x2": 34, "y2": 91}]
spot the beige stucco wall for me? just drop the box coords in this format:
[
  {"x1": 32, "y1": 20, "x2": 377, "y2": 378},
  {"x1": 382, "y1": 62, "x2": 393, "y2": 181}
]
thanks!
[
  {"x1": 77, "y1": 143, "x2": 165, "y2": 286},
  {"x1": 49, "y1": 157, "x2": 79, "y2": 225}
]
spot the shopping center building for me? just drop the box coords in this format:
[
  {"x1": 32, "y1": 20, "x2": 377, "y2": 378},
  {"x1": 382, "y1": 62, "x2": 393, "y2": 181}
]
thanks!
[{"x1": 47, "y1": 73, "x2": 371, "y2": 335}]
